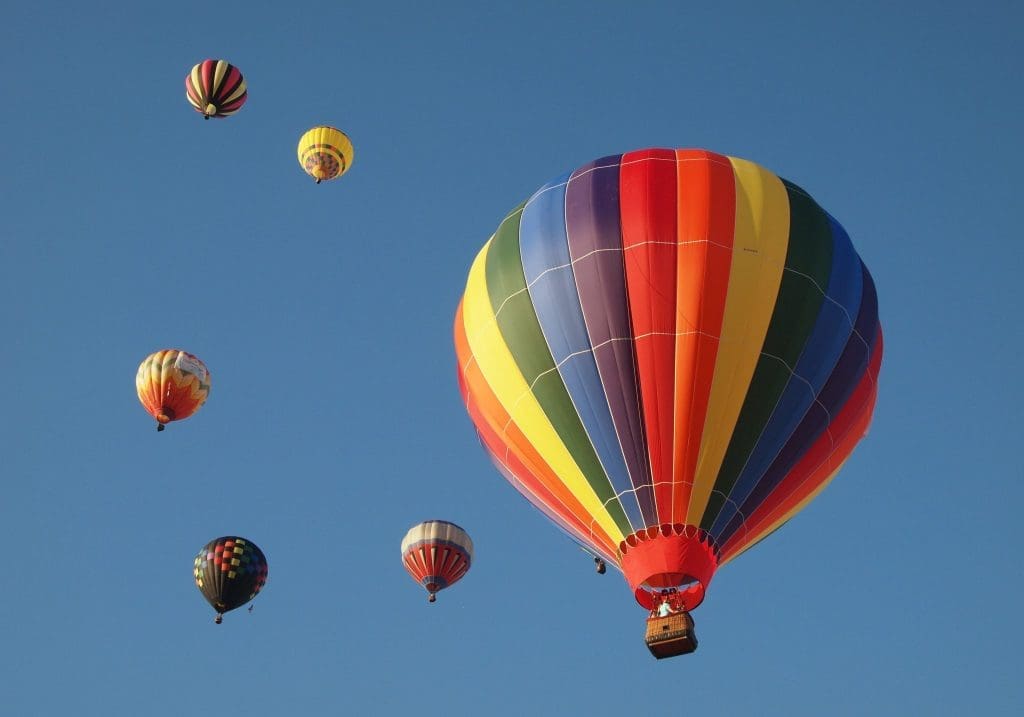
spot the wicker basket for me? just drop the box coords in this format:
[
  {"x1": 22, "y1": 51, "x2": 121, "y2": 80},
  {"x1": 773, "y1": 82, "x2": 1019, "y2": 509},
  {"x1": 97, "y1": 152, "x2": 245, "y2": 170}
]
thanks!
[{"x1": 644, "y1": 612, "x2": 698, "y2": 658}]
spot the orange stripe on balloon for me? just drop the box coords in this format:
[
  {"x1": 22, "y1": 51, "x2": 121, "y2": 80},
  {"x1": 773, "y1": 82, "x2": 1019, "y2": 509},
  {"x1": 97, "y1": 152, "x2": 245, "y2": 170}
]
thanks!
[{"x1": 669, "y1": 150, "x2": 736, "y2": 524}]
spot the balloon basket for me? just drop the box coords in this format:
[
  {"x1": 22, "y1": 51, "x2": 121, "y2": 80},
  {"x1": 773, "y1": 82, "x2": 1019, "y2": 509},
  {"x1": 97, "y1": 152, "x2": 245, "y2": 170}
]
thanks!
[{"x1": 644, "y1": 611, "x2": 697, "y2": 658}]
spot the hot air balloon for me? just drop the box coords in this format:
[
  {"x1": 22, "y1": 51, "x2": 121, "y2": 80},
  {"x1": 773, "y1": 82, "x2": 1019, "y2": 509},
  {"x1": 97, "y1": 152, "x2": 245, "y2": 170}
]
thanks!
[
  {"x1": 297, "y1": 126, "x2": 353, "y2": 184},
  {"x1": 454, "y1": 148, "x2": 882, "y2": 658},
  {"x1": 185, "y1": 59, "x2": 247, "y2": 119},
  {"x1": 401, "y1": 520, "x2": 473, "y2": 603},
  {"x1": 193, "y1": 536, "x2": 268, "y2": 624},
  {"x1": 136, "y1": 349, "x2": 210, "y2": 431}
]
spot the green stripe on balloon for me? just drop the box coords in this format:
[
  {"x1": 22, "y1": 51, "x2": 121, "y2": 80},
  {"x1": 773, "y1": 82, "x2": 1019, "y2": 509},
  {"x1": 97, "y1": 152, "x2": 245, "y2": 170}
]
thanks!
[
  {"x1": 701, "y1": 180, "x2": 835, "y2": 531},
  {"x1": 485, "y1": 204, "x2": 633, "y2": 538}
]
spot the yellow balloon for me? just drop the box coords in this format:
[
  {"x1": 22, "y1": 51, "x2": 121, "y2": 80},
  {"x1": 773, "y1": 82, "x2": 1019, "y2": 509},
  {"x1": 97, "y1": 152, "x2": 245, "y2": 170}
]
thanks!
[{"x1": 297, "y1": 126, "x2": 354, "y2": 184}]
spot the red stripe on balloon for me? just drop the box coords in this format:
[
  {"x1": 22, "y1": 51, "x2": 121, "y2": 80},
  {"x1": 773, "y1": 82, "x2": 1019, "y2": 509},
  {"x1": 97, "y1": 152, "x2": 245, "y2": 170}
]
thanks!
[{"x1": 620, "y1": 148, "x2": 678, "y2": 523}]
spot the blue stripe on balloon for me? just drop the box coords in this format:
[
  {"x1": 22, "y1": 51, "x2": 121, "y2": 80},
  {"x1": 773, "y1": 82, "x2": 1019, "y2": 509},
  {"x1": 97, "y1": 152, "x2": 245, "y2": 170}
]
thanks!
[
  {"x1": 710, "y1": 215, "x2": 864, "y2": 538},
  {"x1": 519, "y1": 173, "x2": 645, "y2": 531}
]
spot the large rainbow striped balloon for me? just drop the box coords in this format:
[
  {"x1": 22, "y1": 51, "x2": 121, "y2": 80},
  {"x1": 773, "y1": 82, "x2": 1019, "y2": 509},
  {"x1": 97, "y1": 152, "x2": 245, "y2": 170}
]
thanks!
[{"x1": 454, "y1": 149, "x2": 882, "y2": 611}]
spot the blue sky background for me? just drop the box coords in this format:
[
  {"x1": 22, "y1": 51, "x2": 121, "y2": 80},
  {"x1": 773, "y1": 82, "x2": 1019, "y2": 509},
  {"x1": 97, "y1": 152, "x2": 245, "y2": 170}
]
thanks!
[{"x1": 1, "y1": 2, "x2": 1021, "y2": 715}]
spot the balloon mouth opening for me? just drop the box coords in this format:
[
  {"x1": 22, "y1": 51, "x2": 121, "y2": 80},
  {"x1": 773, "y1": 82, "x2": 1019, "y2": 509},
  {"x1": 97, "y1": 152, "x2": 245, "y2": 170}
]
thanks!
[
  {"x1": 204, "y1": 103, "x2": 217, "y2": 117},
  {"x1": 620, "y1": 526, "x2": 719, "y2": 612},
  {"x1": 156, "y1": 408, "x2": 175, "y2": 425},
  {"x1": 645, "y1": 572, "x2": 698, "y2": 589},
  {"x1": 637, "y1": 577, "x2": 704, "y2": 612}
]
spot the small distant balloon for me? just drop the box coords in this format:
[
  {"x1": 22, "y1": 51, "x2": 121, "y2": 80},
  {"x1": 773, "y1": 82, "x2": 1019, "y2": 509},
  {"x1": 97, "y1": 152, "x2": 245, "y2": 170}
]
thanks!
[
  {"x1": 297, "y1": 126, "x2": 353, "y2": 184},
  {"x1": 185, "y1": 59, "x2": 247, "y2": 119},
  {"x1": 193, "y1": 536, "x2": 268, "y2": 624},
  {"x1": 136, "y1": 349, "x2": 210, "y2": 431},
  {"x1": 401, "y1": 520, "x2": 473, "y2": 603}
]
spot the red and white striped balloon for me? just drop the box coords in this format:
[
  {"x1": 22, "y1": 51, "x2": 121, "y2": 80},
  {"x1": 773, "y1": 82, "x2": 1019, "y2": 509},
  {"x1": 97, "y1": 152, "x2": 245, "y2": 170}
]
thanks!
[{"x1": 401, "y1": 521, "x2": 473, "y2": 603}]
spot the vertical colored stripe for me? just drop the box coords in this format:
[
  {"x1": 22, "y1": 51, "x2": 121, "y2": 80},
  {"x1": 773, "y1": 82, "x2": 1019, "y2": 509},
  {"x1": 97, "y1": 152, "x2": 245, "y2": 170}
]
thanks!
[
  {"x1": 701, "y1": 178, "x2": 834, "y2": 532},
  {"x1": 521, "y1": 165, "x2": 646, "y2": 531},
  {"x1": 669, "y1": 150, "x2": 736, "y2": 525},
  {"x1": 620, "y1": 148, "x2": 679, "y2": 522},
  {"x1": 709, "y1": 207, "x2": 863, "y2": 537},
  {"x1": 564, "y1": 157, "x2": 653, "y2": 528},
  {"x1": 564, "y1": 157, "x2": 655, "y2": 527},
  {"x1": 686, "y1": 157, "x2": 790, "y2": 525},
  {"x1": 212, "y1": 60, "x2": 228, "y2": 96},
  {"x1": 201, "y1": 61, "x2": 215, "y2": 95}
]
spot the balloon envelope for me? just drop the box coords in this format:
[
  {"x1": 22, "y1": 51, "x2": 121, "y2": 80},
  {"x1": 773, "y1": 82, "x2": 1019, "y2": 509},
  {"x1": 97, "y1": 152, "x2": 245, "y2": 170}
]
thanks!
[
  {"x1": 136, "y1": 349, "x2": 210, "y2": 430},
  {"x1": 193, "y1": 536, "x2": 268, "y2": 620},
  {"x1": 297, "y1": 126, "x2": 354, "y2": 183},
  {"x1": 185, "y1": 59, "x2": 247, "y2": 119},
  {"x1": 454, "y1": 148, "x2": 882, "y2": 611},
  {"x1": 401, "y1": 520, "x2": 473, "y2": 601}
]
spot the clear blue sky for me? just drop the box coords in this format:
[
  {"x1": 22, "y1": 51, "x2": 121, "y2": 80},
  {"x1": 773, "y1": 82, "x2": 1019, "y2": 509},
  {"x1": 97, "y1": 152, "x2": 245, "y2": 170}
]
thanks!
[{"x1": 1, "y1": 2, "x2": 1020, "y2": 715}]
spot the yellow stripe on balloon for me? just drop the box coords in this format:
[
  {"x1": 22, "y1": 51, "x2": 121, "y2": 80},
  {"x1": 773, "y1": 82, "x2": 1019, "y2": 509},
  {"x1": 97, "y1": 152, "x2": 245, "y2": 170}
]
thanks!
[
  {"x1": 213, "y1": 60, "x2": 228, "y2": 93},
  {"x1": 190, "y1": 65, "x2": 203, "y2": 94},
  {"x1": 461, "y1": 240, "x2": 625, "y2": 545},
  {"x1": 686, "y1": 158, "x2": 791, "y2": 524},
  {"x1": 222, "y1": 80, "x2": 247, "y2": 104}
]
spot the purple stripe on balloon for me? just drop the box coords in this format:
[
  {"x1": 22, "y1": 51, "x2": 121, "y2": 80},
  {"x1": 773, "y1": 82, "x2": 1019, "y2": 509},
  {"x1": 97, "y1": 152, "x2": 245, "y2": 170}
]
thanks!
[
  {"x1": 565, "y1": 156, "x2": 656, "y2": 526},
  {"x1": 520, "y1": 173, "x2": 646, "y2": 530}
]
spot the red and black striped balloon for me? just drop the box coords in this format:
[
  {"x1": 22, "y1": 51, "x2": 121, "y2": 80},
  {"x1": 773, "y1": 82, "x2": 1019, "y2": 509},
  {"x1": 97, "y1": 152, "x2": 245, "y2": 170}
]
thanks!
[{"x1": 185, "y1": 59, "x2": 247, "y2": 119}]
